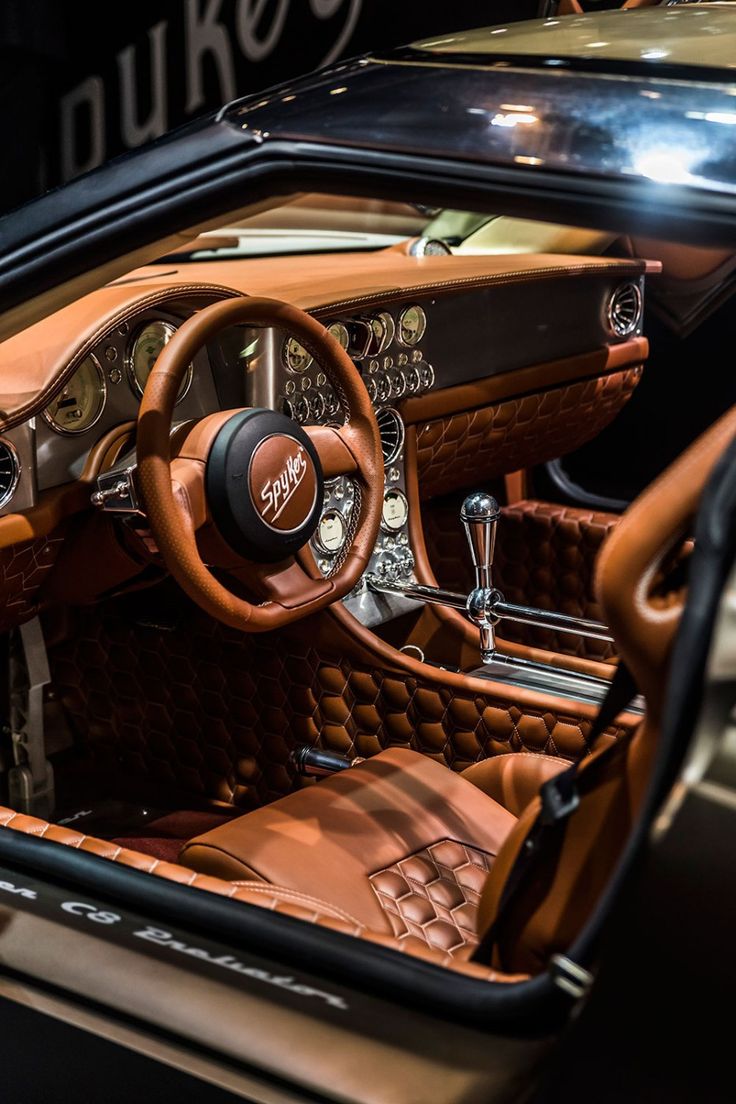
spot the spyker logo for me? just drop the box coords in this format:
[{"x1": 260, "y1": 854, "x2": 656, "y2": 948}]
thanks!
[{"x1": 259, "y1": 445, "x2": 309, "y2": 524}]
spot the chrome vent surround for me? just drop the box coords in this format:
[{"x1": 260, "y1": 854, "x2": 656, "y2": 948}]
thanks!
[
  {"x1": 607, "y1": 282, "x2": 642, "y2": 338},
  {"x1": 376, "y1": 408, "x2": 405, "y2": 465},
  {"x1": 0, "y1": 439, "x2": 20, "y2": 509}
]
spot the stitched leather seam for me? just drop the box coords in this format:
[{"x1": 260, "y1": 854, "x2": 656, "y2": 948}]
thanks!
[
  {"x1": 311, "y1": 262, "x2": 645, "y2": 317},
  {"x1": 230, "y1": 882, "x2": 365, "y2": 927},
  {"x1": 1, "y1": 283, "x2": 241, "y2": 432}
]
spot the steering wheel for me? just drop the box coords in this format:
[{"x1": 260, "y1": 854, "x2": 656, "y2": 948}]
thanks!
[{"x1": 136, "y1": 296, "x2": 383, "y2": 631}]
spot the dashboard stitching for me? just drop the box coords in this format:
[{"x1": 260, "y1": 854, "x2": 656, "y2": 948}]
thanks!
[
  {"x1": 310, "y1": 261, "x2": 647, "y2": 317},
  {"x1": 1, "y1": 283, "x2": 241, "y2": 433}
]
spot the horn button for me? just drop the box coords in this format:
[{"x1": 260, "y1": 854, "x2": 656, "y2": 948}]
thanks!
[{"x1": 206, "y1": 409, "x2": 324, "y2": 562}]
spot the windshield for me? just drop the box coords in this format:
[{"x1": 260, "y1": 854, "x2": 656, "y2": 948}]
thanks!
[
  {"x1": 152, "y1": 192, "x2": 614, "y2": 266},
  {"x1": 157, "y1": 194, "x2": 497, "y2": 262}
]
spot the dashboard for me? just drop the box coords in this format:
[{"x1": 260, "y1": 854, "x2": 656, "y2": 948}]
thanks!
[
  {"x1": 0, "y1": 249, "x2": 652, "y2": 630},
  {"x1": 35, "y1": 308, "x2": 222, "y2": 490}
]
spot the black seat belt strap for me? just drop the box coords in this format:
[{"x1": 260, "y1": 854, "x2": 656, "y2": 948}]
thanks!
[
  {"x1": 539, "y1": 661, "x2": 638, "y2": 826},
  {"x1": 473, "y1": 661, "x2": 638, "y2": 962}
]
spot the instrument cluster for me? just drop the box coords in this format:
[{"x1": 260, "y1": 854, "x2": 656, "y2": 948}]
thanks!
[
  {"x1": 277, "y1": 303, "x2": 435, "y2": 426},
  {"x1": 274, "y1": 303, "x2": 433, "y2": 616},
  {"x1": 42, "y1": 319, "x2": 193, "y2": 436}
]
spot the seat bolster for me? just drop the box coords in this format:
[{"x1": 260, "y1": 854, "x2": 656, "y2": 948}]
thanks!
[
  {"x1": 182, "y1": 848, "x2": 265, "y2": 883},
  {"x1": 461, "y1": 753, "x2": 569, "y2": 818}
]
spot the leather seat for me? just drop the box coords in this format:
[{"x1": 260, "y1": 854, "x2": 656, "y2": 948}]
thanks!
[
  {"x1": 180, "y1": 748, "x2": 565, "y2": 956},
  {"x1": 182, "y1": 404, "x2": 736, "y2": 971}
]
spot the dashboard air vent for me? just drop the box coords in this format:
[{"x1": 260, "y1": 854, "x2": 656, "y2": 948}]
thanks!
[
  {"x1": 376, "y1": 408, "x2": 405, "y2": 466},
  {"x1": 607, "y1": 282, "x2": 642, "y2": 338},
  {"x1": 0, "y1": 439, "x2": 19, "y2": 509}
]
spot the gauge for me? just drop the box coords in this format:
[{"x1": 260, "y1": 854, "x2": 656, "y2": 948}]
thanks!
[
  {"x1": 345, "y1": 320, "x2": 373, "y2": 360},
  {"x1": 309, "y1": 391, "x2": 326, "y2": 421},
  {"x1": 419, "y1": 361, "x2": 435, "y2": 390},
  {"x1": 406, "y1": 365, "x2": 422, "y2": 393},
  {"x1": 375, "y1": 373, "x2": 392, "y2": 404},
  {"x1": 127, "y1": 320, "x2": 193, "y2": 401},
  {"x1": 282, "y1": 394, "x2": 310, "y2": 423},
  {"x1": 327, "y1": 322, "x2": 349, "y2": 351},
  {"x1": 381, "y1": 489, "x2": 409, "y2": 533},
  {"x1": 282, "y1": 336, "x2": 313, "y2": 374},
  {"x1": 323, "y1": 387, "x2": 340, "y2": 417},
  {"x1": 368, "y1": 311, "x2": 395, "y2": 355},
  {"x1": 313, "y1": 509, "x2": 347, "y2": 555},
  {"x1": 44, "y1": 355, "x2": 106, "y2": 435},
  {"x1": 0, "y1": 439, "x2": 20, "y2": 508},
  {"x1": 389, "y1": 371, "x2": 407, "y2": 400},
  {"x1": 398, "y1": 305, "x2": 427, "y2": 347}
]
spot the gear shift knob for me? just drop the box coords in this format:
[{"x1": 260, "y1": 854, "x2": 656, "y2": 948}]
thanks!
[
  {"x1": 461, "y1": 492, "x2": 501, "y2": 662},
  {"x1": 461, "y1": 492, "x2": 501, "y2": 590}
]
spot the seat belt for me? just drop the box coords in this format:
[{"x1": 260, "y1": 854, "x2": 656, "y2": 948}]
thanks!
[{"x1": 473, "y1": 661, "x2": 638, "y2": 963}]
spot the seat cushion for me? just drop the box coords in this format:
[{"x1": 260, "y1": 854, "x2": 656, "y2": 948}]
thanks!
[{"x1": 180, "y1": 748, "x2": 517, "y2": 951}]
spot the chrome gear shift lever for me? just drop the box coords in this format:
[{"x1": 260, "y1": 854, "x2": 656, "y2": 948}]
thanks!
[
  {"x1": 461, "y1": 492, "x2": 501, "y2": 589},
  {"x1": 461, "y1": 492, "x2": 501, "y2": 659},
  {"x1": 367, "y1": 490, "x2": 612, "y2": 664}
]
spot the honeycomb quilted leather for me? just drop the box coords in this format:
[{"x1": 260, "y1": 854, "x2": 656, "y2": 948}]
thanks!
[
  {"x1": 0, "y1": 806, "x2": 513, "y2": 980},
  {"x1": 423, "y1": 498, "x2": 619, "y2": 662},
  {"x1": 415, "y1": 368, "x2": 641, "y2": 501},
  {"x1": 0, "y1": 534, "x2": 66, "y2": 634},
  {"x1": 48, "y1": 595, "x2": 628, "y2": 809},
  {"x1": 370, "y1": 839, "x2": 493, "y2": 955}
]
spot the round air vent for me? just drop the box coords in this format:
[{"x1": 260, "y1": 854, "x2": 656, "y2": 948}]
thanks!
[
  {"x1": 607, "y1": 282, "x2": 642, "y2": 337},
  {"x1": 376, "y1": 408, "x2": 405, "y2": 465},
  {"x1": 0, "y1": 439, "x2": 20, "y2": 509}
]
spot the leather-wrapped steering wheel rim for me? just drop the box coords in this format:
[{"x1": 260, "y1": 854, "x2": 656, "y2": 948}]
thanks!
[{"x1": 136, "y1": 295, "x2": 383, "y2": 632}]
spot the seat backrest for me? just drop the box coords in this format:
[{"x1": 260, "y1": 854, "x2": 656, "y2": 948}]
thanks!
[{"x1": 476, "y1": 403, "x2": 736, "y2": 974}]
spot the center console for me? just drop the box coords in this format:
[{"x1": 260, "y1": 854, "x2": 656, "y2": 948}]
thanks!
[{"x1": 239, "y1": 280, "x2": 647, "y2": 715}]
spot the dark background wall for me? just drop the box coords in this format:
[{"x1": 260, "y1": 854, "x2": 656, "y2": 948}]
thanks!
[{"x1": 0, "y1": 0, "x2": 541, "y2": 216}]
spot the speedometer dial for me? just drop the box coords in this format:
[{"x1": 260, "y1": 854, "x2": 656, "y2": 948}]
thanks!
[
  {"x1": 127, "y1": 320, "x2": 193, "y2": 401},
  {"x1": 44, "y1": 356, "x2": 106, "y2": 435}
]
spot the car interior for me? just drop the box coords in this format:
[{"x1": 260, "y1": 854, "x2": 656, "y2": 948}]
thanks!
[{"x1": 0, "y1": 191, "x2": 732, "y2": 984}]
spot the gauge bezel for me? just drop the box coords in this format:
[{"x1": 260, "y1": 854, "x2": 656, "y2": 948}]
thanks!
[
  {"x1": 327, "y1": 321, "x2": 350, "y2": 351},
  {"x1": 282, "y1": 335, "x2": 314, "y2": 374},
  {"x1": 126, "y1": 319, "x2": 194, "y2": 402},
  {"x1": 312, "y1": 508, "x2": 347, "y2": 556},
  {"x1": 43, "y1": 354, "x2": 108, "y2": 437},
  {"x1": 381, "y1": 488, "x2": 409, "y2": 533},
  {"x1": 370, "y1": 311, "x2": 396, "y2": 354},
  {"x1": 397, "y1": 304, "x2": 427, "y2": 347},
  {"x1": 0, "y1": 438, "x2": 21, "y2": 509}
]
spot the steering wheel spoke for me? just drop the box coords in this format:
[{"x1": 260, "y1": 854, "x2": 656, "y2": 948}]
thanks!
[
  {"x1": 136, "y1": 297, "x2": 382, "y2": 632},
  {"x1": 304, "y1": 424, "x2": 361, "y2": 479}
]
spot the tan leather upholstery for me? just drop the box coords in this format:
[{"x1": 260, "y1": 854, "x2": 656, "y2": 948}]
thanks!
[
  {"x1": 415, "y1": 369, "x2": 641, "y2": 500},
  {"x1": 0, "y1": 806, "x2": 517, "y2": 980},
  {"x1": 461, "y1": 754, "x2": 568, "y2": 819},
  {"x1": 476, "y1": 402, "x2": 736, "y2": 974},
  {"x1": 181, "y1": 748, "x2": 519, "y2": 948},
  {"x1": 182, "y1": 404, "x2": 736, "y2": 975},
  {"x1": 180, "y1": 748, "x2": 570, "y2": 955}
]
